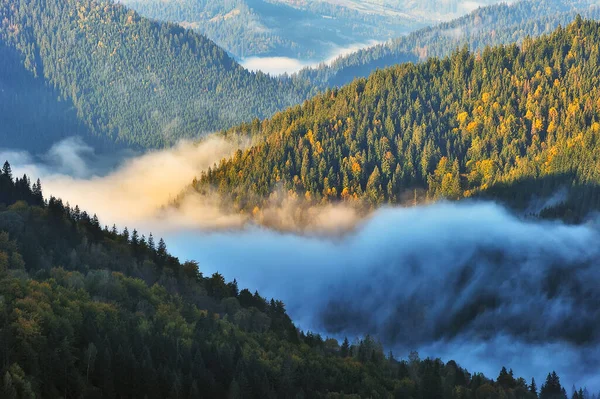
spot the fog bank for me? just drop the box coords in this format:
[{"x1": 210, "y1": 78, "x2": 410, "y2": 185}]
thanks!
[
  {"x1": 2, "y1": 137, "x2": 363, "y2": 233},
  {"x1": 1, "y1": 136, "x2": 247, "y2": 228},
  {"x1": 241, "y1": 40, "x2": 380, "y2": 76},
  {"x1": 3, "y1": 138, "x2": 600, "y2": 391}
]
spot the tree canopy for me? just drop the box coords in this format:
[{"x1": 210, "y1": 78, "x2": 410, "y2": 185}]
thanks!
[{"x1": 196, "y1": 18, "x2": 600, "y2": 223}]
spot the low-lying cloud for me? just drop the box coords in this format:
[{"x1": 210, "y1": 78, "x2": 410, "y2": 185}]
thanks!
[
  {"x1": 2, "y1": 136, "x2": 362, "y2": 233},
  {"x1": 242, "y1": 56, "x2": 309, "y2": 76},
  {"x1": 241, "y1": 41, "x2": 381, "y2": 76}
]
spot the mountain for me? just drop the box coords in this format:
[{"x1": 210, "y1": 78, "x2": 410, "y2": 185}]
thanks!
[
  {"x1": 297, "y1": 0, "x2": 600, "y2": 89},
  {"x1": 0, "y1": 161, "x2": 576, "y2": 397},
  {"x1": 0, "y1": 0, "x2": 306, "y2": 149},
  {"x1": 195, "y1": 17, "x2": 600, "y2": 222},
  {"x1": 118, "y1": 0, "x2": 425, "y2": 60}
]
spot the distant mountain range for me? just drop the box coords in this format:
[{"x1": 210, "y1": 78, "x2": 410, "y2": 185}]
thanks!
[
  {"x1": 2, "y1": 0, "x2": 599, "y2": 154},
  {"x1": 271, "y1": 0, "x2": 503, "y2": 21},
  {"x1": 297, "y1": 0, "x2": 600, "y2": 88},
  {"x1": 117, "y1": 0, "x2": 426, "y2": 60},
  {"x1": 118, "y1": 0, "x2": 513, "y2": 61},
  {"x1": 0, "y1": 0, "x2": 306, "y2": 150}
]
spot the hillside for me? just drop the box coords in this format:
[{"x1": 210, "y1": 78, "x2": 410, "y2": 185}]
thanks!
[
  {"x1": 0, "y1": 0, "x2": 306, "y2": 149},
  {"x1": 0, "y1": 163, "x2": 580, "y2": 397},
  {"x1": 297, "y1": 0, "x2": 600, "y2": 89},
  {"x1": 0, "y1": 42, "x2": 100, "y2": 152},
  {"x1": 195, "y1": 18, "x2": 600, "y2": 222}
]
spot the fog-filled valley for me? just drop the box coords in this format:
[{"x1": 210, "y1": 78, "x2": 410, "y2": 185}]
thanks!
[
  {"x1": 3, "y1": 137, "x2": 600, "y2": 392},
  {"x1": 166, "y1": 203, "x2": 600, "y2": 392}
]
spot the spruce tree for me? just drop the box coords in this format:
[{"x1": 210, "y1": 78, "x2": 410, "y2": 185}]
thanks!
[
  {"x1": 2, "y1": 161, "x2": 12, "y2": 180},
  {"x1": 531, "y1": 378, "x2": 538, "y2": 397}
]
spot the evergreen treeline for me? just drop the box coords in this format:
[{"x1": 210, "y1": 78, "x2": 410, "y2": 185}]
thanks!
[
  {"x1": 0, "y1": 162, "x2": 591, "y2": 397},
  {"x1": 297, "y1": 0, "x2": 600, "y2": 89},
  {"x1": 197, "y1": 18, "x2": 600, "y2": 222},
  {"x1": 0, "y1": 0, "x2": 308, "y2": 149}
]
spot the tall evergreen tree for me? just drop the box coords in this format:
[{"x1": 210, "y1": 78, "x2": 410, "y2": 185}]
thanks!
[
  {"x1": 2, "y1": 161, "x2": 12, "y2": 180},
  {"x1": 531, "y1": 378, "x2": 538, "y2": 397}
]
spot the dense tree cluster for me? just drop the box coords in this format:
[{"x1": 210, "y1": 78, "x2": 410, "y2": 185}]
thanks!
[
  {"x1": 197, "y1": 18, "x2": 600, "y2": 222},
  {"x1": 297, "y1": 0, "x2": 600, "y2": 89},
  {"x1": 0, "y1": 0, "x2": 308, "y2": 149},
  {"x1": 0, "y1": 41, "x2": 99, "y2": 152},
  {"x1": 0, "y1": 162, "x2": 591, "y2": 398}
]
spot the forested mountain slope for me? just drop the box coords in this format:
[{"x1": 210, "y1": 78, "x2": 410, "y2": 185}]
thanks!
[
  {"x1": 197, "y1": 18, "x2": 600, "y2": 222},
  {"x1": 297, "y1": 0, "x2": 600, "y2": 89},
  {"x1": 0, "y1": 163, "x2": 577, "y2": 397},
  {"x1": 0, "y1": 42, "x2": 99, "y2": 152},
  {"x1": 0, "y1": 0, "x2": 306, "y2": 149}
]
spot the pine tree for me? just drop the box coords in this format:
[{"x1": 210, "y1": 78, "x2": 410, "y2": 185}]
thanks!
[
  {"x1": 531, "y1": 378, "x2": 538, "y2": 397},
  {"x1": 131, "y1": 229, "x2": 139, "y2": 246},
  {"x1": 157, "y1": 238, "x2": 167, "y2": 258},
  {"x1": 73, "y1": 205, "x2": 81, "y2": 221},
  {"x1": 21, "y1": 174, "x2": 30, "y2": 190},
  {"x1": 341, "y1": 337, "x2": 350, "y2": 358},
  {"x1": 366, "y1": 166, "x2": 383, "y2": 205},
  {"x1": 2, "y1": 161, "x2": 12, "y2": 180},
  {"x1": 148, "y1": 233, "x2": 155, "y2": 251},
  {"x1": 541, "y1": 371, "x2": 565, "y2": 399}
]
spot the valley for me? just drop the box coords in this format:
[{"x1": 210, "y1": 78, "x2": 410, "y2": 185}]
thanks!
[{"x1": 118, "y1": 0, "x2": 423, "y2": 60}]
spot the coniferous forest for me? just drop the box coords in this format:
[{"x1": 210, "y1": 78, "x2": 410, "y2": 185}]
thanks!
[
  {"x1": 118, "y1": 0, "x2": 422, "y2": 60},
  {"x1": 2, "y1": 0, "x2": 599, "y2": 151}
]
